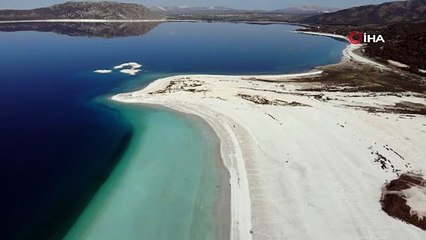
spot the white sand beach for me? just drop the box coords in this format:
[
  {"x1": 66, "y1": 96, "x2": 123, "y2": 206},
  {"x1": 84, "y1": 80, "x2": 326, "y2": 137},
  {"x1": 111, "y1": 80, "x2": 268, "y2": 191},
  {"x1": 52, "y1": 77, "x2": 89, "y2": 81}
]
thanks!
[{"x1": 113, "y1": 38, "x2": 426, "y2": 239}]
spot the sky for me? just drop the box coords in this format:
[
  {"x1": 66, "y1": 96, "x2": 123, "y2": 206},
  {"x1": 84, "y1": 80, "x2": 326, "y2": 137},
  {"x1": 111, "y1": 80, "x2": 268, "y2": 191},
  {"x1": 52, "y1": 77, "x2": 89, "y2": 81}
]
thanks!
[{"x1": 0, "y1": 0, "x2": 395, "y2": 10}]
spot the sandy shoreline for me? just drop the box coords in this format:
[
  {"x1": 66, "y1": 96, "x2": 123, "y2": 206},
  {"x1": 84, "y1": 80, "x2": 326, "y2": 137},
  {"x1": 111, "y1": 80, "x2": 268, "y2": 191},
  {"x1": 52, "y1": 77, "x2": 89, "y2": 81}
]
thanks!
[
  {"x1": 297, "y1": 31, "x2": 390, "y2": 69},
  {"x1": 169, "y1": 108, "x2": 232, "y2": 239},
  {"x1": 113, "y1": 32, "x2": 426, "y2": 239}
]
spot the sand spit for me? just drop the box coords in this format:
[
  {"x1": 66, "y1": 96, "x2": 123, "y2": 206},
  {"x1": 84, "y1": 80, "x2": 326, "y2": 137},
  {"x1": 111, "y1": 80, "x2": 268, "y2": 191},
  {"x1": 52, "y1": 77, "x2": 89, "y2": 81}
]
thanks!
[
  {"x1": 388, "y1": 60, "x2": 410, "y2": 68},
  {"x1": 295, "y1": 31, "x2": 348, "y2": 41},
  {"x1": 113, "y1": 34, "x2": 426, "y2": 239},
  {"x1": 297, "y1": 31, "x2": 390, "y2": 70},
  {"x1": 381, "y1": 173, "x2": 426, "y2": 230}
]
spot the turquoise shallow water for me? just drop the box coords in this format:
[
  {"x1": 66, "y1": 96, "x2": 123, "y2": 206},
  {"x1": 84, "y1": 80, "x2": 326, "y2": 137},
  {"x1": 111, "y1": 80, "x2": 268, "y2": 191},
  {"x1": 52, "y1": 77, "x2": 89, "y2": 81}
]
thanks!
[{"x1": 65, "y1": 103, "x2": 226, "y2": 240}]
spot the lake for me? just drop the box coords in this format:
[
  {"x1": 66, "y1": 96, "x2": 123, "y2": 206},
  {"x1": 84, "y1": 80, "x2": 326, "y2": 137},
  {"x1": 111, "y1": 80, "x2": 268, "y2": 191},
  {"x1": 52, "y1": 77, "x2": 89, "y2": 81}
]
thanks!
[{"x1": 0, "y1": 22, "x2": 347, "y2": 240}]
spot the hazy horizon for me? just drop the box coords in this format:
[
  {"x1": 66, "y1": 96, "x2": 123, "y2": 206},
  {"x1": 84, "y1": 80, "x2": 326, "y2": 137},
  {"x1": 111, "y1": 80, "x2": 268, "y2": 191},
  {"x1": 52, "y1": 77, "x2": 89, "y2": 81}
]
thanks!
[{"x1": 0, "y1": 0, "x2": 396, "y2": 10}]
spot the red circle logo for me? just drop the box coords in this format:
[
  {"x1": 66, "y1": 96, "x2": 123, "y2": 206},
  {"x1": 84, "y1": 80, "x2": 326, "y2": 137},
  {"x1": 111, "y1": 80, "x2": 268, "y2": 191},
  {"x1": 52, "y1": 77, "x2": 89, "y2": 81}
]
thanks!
[{"x1": 348, "y1": 31, "x2": 363, "y2": 44}]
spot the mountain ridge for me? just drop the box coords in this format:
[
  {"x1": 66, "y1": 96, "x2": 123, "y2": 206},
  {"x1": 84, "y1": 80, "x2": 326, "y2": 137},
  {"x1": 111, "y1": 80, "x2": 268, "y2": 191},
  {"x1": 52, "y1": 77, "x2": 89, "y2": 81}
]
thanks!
[
  {"x1": 149, "y1": 5, "x2": 338, "y2": 14},
  {"x1": 304, "y1": 0, "x2": 426, "y2": 25},
  {"x1": 0, "y1": 1, "x2": 153, "y2": 21}
]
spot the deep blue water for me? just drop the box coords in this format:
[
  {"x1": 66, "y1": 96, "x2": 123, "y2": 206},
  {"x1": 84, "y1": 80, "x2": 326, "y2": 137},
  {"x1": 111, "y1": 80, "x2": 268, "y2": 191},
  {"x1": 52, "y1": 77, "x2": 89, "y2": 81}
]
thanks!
[{"x1": 0, "y1": 22, "x2": 346, "y2": 240}]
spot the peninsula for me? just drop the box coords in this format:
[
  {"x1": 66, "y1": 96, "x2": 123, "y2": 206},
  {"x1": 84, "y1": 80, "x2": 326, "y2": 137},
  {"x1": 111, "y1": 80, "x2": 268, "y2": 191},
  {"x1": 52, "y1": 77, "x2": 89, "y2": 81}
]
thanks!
[
  {"x1": 113, "y1": 1, "x2": 426, "y2": 239},
  {"x1": 113, "y1": 34, "x2": 426, "y2": 239}
]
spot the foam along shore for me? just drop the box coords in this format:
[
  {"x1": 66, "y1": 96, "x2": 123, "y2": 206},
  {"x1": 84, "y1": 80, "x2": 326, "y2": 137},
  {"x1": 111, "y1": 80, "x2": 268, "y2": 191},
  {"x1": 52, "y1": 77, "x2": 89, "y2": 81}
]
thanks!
[{"x1": 113, "y1": 38, "x2": 426, "y2": 239}]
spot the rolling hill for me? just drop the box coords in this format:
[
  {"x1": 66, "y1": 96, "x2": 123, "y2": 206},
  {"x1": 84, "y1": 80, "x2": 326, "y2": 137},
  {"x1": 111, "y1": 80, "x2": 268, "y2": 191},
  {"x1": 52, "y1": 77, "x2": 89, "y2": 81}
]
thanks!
[
  {"x1": 304, "y1": 0, "x2": 426, "y2": 25},
  {"x1": 0, "y1": 1, "x2": 153, "y2": 21}
]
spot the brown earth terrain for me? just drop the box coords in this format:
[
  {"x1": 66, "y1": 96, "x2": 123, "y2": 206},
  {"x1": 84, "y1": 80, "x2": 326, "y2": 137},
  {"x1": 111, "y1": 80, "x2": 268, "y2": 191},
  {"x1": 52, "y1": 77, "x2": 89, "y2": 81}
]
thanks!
[
  {"x1": 299, "y1": 20, "x2": 426, "y2": 75},
  {"x1": 381, "y1": 173, "x2": 426, "y2": 230}
]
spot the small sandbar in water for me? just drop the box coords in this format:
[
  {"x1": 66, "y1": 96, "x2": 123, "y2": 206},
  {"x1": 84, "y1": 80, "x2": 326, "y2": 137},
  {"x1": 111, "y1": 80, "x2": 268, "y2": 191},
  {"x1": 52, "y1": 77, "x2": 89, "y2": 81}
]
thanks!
[
  {"x1": 94, "y1": 69, "x2": 112, "y2": 74},
  {"x1": 120, "y1": 69, "x2": 141, "y2": 75},
  {"x1": 114, "y1": 62, "x2": 143, "y2": 70},
  {"x1": 94, "y1": 62, "x2": 143, "y2": 75}
]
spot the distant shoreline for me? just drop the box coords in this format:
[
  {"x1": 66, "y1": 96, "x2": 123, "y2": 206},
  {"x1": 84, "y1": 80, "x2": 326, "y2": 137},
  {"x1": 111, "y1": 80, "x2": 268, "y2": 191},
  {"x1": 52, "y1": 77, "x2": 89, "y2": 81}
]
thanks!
[
  {"x1": 0, "y1": 19, "x2": 310, "y2": 26},
  {"x1": 296, "y1": 31, "x2": 390, "y2": 69}
]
